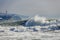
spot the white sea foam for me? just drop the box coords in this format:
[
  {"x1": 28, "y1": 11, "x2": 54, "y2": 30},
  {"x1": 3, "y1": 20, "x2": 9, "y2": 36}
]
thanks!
[{"x1": 0, "y1": 26, "x2": 60, "y2": 40}]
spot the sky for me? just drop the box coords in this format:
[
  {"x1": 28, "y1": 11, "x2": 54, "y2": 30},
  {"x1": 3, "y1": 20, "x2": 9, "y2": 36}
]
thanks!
[{"x1": 0, "y1": 0, "x2": 60, "y2": 18}]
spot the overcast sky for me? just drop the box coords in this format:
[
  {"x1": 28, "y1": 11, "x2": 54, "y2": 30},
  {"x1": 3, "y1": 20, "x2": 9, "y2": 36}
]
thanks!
[{"x1": 0, "y1": 0, "x2": 60, "y2": 18}]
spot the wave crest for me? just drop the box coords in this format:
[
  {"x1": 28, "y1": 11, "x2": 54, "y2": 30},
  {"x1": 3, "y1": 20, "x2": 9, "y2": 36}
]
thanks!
[{"x1": 25, "y1": 15, "x2": 49, "y2": 26}]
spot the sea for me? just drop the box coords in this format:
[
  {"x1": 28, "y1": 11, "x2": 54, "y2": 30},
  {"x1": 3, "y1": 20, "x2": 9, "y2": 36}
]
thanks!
[{"x1": 0, "y1": 15, "x2": 60, "y2": 40}]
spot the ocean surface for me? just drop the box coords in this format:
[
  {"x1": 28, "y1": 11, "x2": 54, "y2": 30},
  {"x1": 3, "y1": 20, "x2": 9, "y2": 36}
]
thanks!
[{"x1": 0, "y1": 15, "x2": 60, "y2": 40}]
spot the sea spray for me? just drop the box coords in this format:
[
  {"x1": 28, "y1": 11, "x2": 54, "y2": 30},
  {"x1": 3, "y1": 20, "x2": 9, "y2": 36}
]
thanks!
[{"x1": 25, "y1": 15, "x2": 49, "y2": 26}]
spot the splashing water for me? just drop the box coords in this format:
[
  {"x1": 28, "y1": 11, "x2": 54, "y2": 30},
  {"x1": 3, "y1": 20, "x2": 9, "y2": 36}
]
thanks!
[{"x1": 25, "y1": 15, "x2": 49, "y2": 26}]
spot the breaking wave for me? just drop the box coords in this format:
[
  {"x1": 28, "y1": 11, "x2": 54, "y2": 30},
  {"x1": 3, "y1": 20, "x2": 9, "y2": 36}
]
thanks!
[
  {"x1": 24, "y1": 15, "x2": 60, "y2": 31},
  {"x1": 25, "y1": 15, "x2": 49, "y2": 26}
]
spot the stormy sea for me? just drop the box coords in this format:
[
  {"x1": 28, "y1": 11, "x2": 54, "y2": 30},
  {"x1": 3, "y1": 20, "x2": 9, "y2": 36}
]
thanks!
[{"x1": 0, "y1": 14, "x2": 60, "y2": 40}]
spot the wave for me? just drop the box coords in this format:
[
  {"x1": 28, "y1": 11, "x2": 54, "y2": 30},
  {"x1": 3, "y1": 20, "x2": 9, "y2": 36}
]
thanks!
[
  {"x1": 24, "y1": 15, "x2": 60, "y2": 31},
  {"x1": 25, "y1": 15, "x2": 49, "y2": 26}
]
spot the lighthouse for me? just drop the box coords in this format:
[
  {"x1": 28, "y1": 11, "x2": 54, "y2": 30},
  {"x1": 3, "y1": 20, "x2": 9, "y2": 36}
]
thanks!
[{"x1": 6, "y1": 10, "x2": 7, "y2": 14}]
